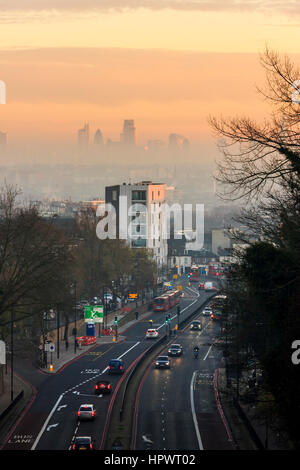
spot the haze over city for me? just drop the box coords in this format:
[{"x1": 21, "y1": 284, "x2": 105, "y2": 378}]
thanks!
[{"x1": 0, "y1": 1, "x2": 299, "y2": 201}]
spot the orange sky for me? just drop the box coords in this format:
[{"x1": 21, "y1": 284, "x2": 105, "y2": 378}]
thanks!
[{"x1": 0, "y1": 3, "x2": 299, "y2": 150}]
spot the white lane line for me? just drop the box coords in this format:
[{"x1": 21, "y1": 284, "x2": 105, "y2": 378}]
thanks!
[
  {"x1": 203, "y1": 344, "x2": 213, "y2": 361},
  {"x1": 31, "y1": 340, "x2": 141, "y2": 450},
  {"x1": 190, "y1": 371, "x2": 204, "y2": 451},
  {"x1": 31, "y1": 394, "x2": 64, "y2": 450}
]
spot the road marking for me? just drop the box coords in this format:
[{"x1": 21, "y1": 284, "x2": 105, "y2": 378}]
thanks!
[
  {"x1": 203, "y1": 344, "x2": 213, "y2": 361},
  {"x1": 31, "y1": 341, "x2": 141, "y2": 450},
  {"x1": 57, "y1": 405, "x2": 67, "y2": 411},
  {"x1": 31, "y1": 394, "x2": 63, "y2": 449},
  {"x1": 190, "y1": 371, "x2": 204, "y2": 450},
  {"x1": 47, "y1": 424, "x2": 58, "y2": 432}
]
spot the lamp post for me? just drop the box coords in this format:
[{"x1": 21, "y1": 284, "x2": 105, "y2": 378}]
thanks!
[
  {"x1": 10, "y1": 309, "x2": 14, "y2": 402},
  {"x1": 71, "y1": 282, "x2": 77, "y2": 354}
]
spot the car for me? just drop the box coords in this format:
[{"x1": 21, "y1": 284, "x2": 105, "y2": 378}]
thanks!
[
  {"x1": 94, "y1": 380, "x2": 111, "y2": 395},
  {"x1": 211, "y1": 311, "x2": 223, "y2": 321},
  {"x1": 108, "y1": 358, "x2": 125, "y2": 374},
  {"x1": 168, "y1": 344, "x2": 183, "y2": 357},
  {"x1": 72, "y1": 436, "x2": 93, "y2": 450},
  {"x1": 155, "y1": 356, "x2": 171, "y2": 369},
  {"x1": 190, "y1": 320, "x2": 202, "y2": 331},
  {"x1": 202, "y1": 307, "x2": 212, "y2": 316},
  {"x1": 146, "y1": 328, "x2": 159, "y2": 339},
  {"x1": 198, "y1": 282, "x2": 204, "y2": 289},
  {"x1": 77, "y1": 404, "x2": 96, "y2": 421}
]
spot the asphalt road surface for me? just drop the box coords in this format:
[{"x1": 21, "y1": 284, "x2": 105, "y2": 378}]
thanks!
[
  {"x1": 133, "y1": 285, "x2": 234, "y2": 451},
  {"x1": 2, "y1": 278, "x2": 218, "y2": 451}
]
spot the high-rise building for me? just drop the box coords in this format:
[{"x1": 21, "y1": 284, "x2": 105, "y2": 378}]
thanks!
[
  {"x1": 0, "y1": 131, "x2": 7, "y2": 145},
  {"x1": 168, "y1": 133, "x2": 189, "y2": 151},
  {"x1": 94, "y1": 129, "x2": 104, "y2": 146},
  {"x1": 77, "y1": 123, "x2": 89, "y2": 147},
  {"x1": 120, "y1": 119, "x2": 136, "y2": 146},
  {"x1": 105, "y1": 181, "x2": 168, "y2": 267}
]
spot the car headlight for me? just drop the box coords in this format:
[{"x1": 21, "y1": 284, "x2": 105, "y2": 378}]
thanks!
[{"x1": 156, "y1": 362, "x2": 160, "y2": 365}]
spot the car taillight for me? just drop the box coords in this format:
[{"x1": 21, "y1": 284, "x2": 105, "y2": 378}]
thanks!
[
  {"x1": 95, "y1": 385, "x2": 98, "y2": 389},
  {"x1": 120, "y1": 366, "x2": 123, "y2": 370},
  {"x1": 108, "y1": 366, "x2": 111, "y2": 369},
  {"x1": 77, "y1": 411, "x2": 80, "y2": 416},
  {"x1": 91, "y1": 411, "x2": 95, "y2": 416},
  {"x1": 108, "y1": 385, "x2": 111, "y2": 389},
  {"x1": 90, "y1": 444, "x2": 93, "y2": 449},
  {"x1": 72, "y1": 444, "x2": 75, "y2": 450}
]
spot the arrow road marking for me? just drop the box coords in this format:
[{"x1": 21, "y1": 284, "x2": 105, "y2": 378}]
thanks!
[
  {"x1": 142, "y1": 435, "x2": 154, "y2": 444},
  {"x1": 47, "y1": 424, "x2": 58, "y2": 432},
  {"x1": 57, "y1": 405, "x2": 67, "y2": 411}
]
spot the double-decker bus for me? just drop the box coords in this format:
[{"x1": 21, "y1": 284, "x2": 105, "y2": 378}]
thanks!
[
  {"x1": 189, "y1": 265, "x2": 199, "y2": 282},
  {"x1": 153, "y1": 296, "x2": 169, "y2": 312},
  {"x1": 165, "y1": 291, "x2": 176, "y2": 309},
  {"x1": 173, "y1": 290, "x2": 181, "y2": 304}
]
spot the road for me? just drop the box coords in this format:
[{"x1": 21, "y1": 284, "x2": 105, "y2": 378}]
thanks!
[
  {"x1": 2, "y1": 278, "x2": 217, "y2": 451},
  {"x1": 133, "y1": 284, "x2": 234, "y2": 451}
]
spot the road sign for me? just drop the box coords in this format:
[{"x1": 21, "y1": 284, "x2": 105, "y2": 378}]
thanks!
[
  {"x1": 84, "y1": 305, "x2": 104, "y2": 323},
  {"x1": 128, "y1": 293, "x2": 138, "y2": 300},
  {"x1": 45, "y1": 342, "x2": 55, "y2": 352}
]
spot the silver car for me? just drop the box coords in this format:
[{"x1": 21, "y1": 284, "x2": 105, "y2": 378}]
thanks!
[{"x1": 77, "y1": 404, "x2": 96, "y2": 421}]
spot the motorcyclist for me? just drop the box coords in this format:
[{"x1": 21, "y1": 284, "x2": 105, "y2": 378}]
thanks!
[{"x1": 193, "y1": 345, "x2": 199, "y2": 358}]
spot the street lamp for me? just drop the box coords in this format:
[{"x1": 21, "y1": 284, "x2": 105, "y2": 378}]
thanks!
[{"x1": 70, "y1": 282, "x2": 77, "y2": 354}]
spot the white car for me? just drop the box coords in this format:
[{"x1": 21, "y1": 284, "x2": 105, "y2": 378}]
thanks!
[
  {"x1": 146, "y1": 329, "x2": 159, "y2": 339},
  {"x1": 77, "y1": 404, "x2": 96, "y2": 421},
  {"x1": 202, "y1": 307, "x2": 212, "y2": 316}
]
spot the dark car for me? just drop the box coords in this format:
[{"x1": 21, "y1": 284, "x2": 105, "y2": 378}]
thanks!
[
  {"x1": 211, "y1": 311, "x2": 223, "y2": 321},
  {"x1": 94, "y1": 380, "x2": 111, "y2": 395},
  {"x1": 155, "y1": 356, "x2": 170, "y2": 369},
  {"x1": 190, "y1": 320, "x2": 202, "y2": 331},
  {"x1": 168, "y1": 344, "x2": 183, "y2": 357},
  {"x1": 72, "y1": 436, "x2": 93, "y2": 450},
  {"x1": 108, "y1": 359, "x2": 125, "y2": 374}
]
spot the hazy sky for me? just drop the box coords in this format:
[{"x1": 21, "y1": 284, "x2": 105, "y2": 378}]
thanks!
[{"x1": 0, "y1": 1, "x2": 299, "y2": 153}]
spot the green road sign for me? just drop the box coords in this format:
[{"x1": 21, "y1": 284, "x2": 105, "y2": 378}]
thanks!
[{"x1": 84, "y1": 305, "x2": 104, "y2": 323}]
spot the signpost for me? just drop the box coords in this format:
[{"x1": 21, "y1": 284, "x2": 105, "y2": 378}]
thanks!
[{"x1": 84, "y1": 305, "x2": 104, "y2": 323}]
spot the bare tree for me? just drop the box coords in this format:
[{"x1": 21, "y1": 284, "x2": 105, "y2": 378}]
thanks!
[{"x1": 209, "y1": 47, "x2": 300, "y2": 201}]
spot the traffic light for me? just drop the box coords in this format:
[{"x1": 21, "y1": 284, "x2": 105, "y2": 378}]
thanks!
[
  {"x1": 165, "y1": 316, "x2": 168, "y2": 324},
  {"x1": 188, "y1": 273, "x2": 190, "y2": 279},
  {"x1": 114, "y1": 316, "x2": 118, "y2": 325}
]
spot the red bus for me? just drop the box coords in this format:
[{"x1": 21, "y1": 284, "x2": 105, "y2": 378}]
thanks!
[
  {"x1": 189, "y1": 266, "x2": 199, "y2": 282},
  {"x1": 165, "y1": 291, "x2": 176, "y2": 309},
  {"x1": 153, "y1": 296, "x2": 169, "y2": 312},
  {"x1": 173, "y1": 290, "x2": 180, "y2": 304}
]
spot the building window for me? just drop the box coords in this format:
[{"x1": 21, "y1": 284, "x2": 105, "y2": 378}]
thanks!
[{"x1": 132, "y1": 190, "x2": 146, "y2": 201}]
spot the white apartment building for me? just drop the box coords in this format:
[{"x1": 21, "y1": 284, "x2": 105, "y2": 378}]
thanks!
[{"x1": 105, "y1": 181, "x2": 168, "y2": 267}]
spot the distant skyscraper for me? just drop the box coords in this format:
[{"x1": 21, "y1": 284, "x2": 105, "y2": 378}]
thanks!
[
  {"x1": 168, "y1": 133, "x2": 189, "y2": 151},
  {"x1": 120, "y1": 119, "x2": 136, "y2": 146},
  {"x1": 94, "y1": 129, "x2": 104, "y2": 146},
  {"x1": 0, "y1": 131, "x2": 7, "y2": 145},
  {"x1": 77, "y1": 122, "x2": 89, "y2": 147}
]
